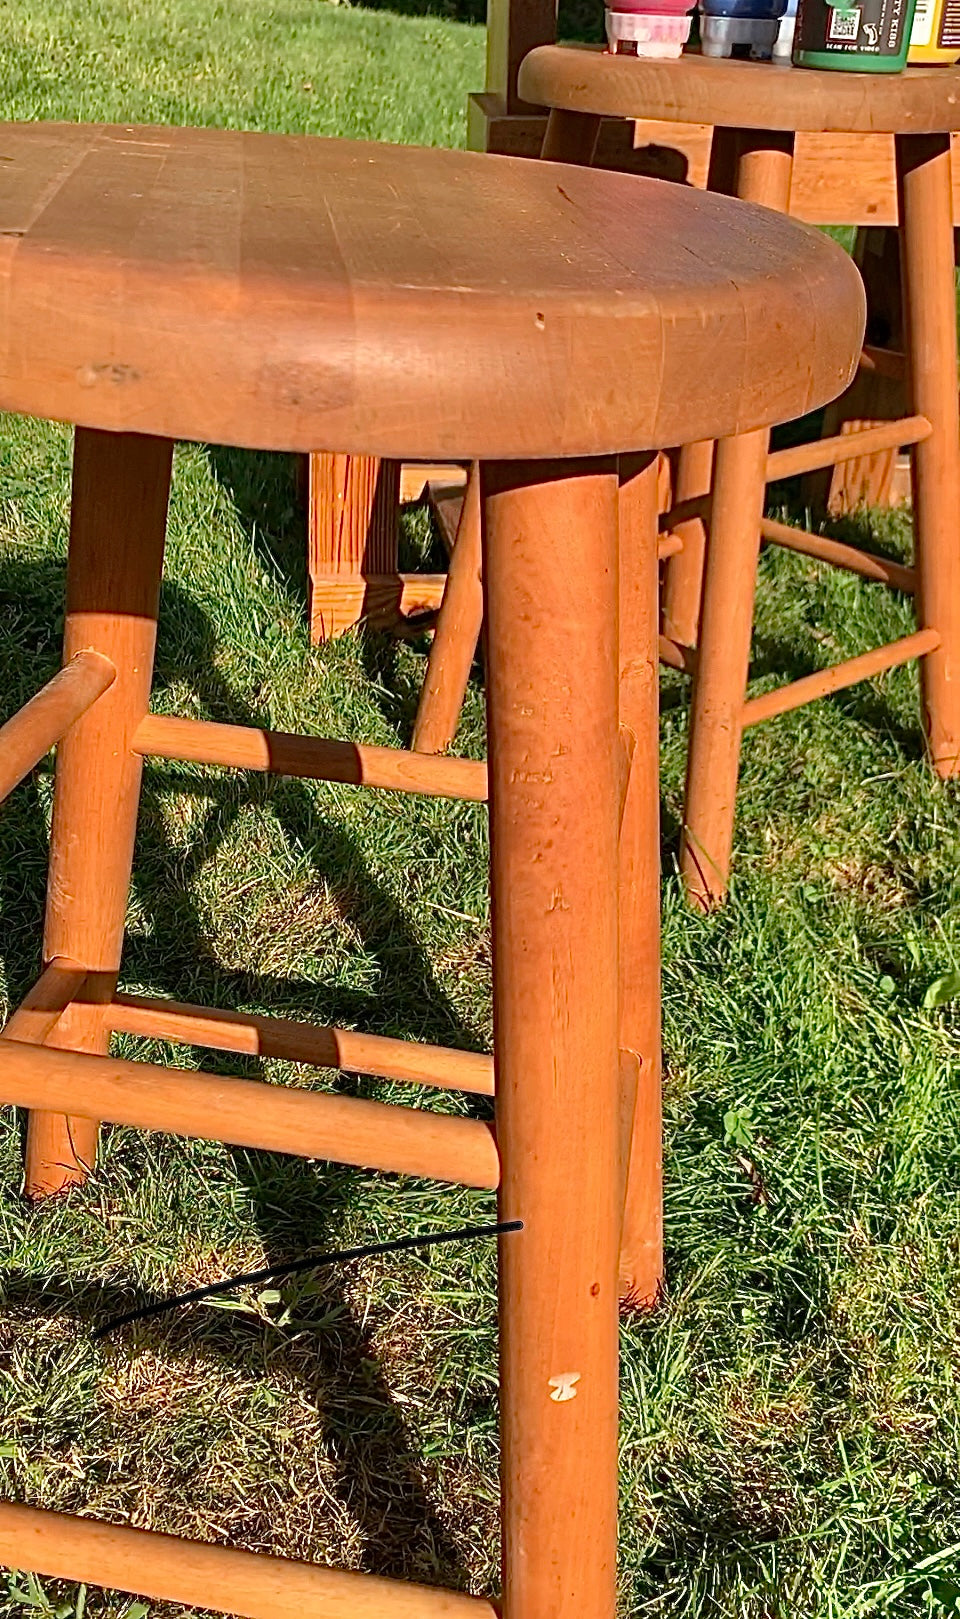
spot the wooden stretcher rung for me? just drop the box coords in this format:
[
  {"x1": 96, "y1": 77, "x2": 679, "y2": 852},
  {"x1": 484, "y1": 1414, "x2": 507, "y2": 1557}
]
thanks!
[
  {"x1": 742, "y1": 627, "x2": 941, "y2": 728},
  {"x1": 0, "y1": 1040, "x2": 500, "y2": 1189},
  {"x1": 765, "y1": 415, "x2": 931, "y2": 483},
  {"x1": 0, "y1": 1501, "x2": 495, "y2": 1619},
  {"x1": 760, "y1": 517, "x2": 915, "y2": 594},
  {"x1": 133, "y1": 715, "x2": 488, "y2": 802},
  {"x1": 0, "y1": 650, "x2": 115, "y2": 804},
  {"x1": 659, "y1": 495, "x2": 708, "y2": 531},
  {"x1": 656, "y1": 532, "x2": 684, "y2": 560},
  {"x1": 107, "y1": 992, "x2": 494, "y2": 1095},
  {"x1": 0, "y1": 959, "x2": 88, "y2": 1046},
  {"x1": 859, "y1": 344, "x2": 906, "y2": 381}
]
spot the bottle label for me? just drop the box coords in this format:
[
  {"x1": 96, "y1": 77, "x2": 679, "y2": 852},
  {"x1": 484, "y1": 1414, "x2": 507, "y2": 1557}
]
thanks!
[
  {"x1": 796, "y1": 0, "x2": 909, "y2": 52},
  {"x1": 939, "y1": 0, "x2": 960, "y2": 45},
  {"x1": 911, "y1": 0, "x2": 933, "y2": 43}
]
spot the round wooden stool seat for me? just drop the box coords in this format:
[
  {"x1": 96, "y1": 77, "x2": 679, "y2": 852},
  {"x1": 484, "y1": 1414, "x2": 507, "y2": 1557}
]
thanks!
[
  {"x1": 519, "y1": 48, "x2": 960, "y2": 135},
  {"x1": 0, "y1": 121, "x2": 862, "y2": 459}
]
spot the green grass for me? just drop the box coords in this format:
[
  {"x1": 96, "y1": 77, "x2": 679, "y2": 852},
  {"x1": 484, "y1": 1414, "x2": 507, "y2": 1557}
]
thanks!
[{"x1": 0, "y1": 3, "x2": 960, "y2": 1617}]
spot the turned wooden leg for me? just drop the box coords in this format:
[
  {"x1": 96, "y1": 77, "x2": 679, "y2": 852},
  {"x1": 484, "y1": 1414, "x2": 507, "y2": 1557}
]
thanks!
[
  {"x1": 897, "y1": 133, "x2": 960, "y2": 778},
  {"x1": 485, "y1": 459, "x2": 622, "y2": 1619},
  {"x1": 412, "y1": 464, "x2": 483, "y2": 754},
  {"x1": 307, "y1": 453, "x2": 401, "y2": 640},
  {"x1": 660, "y1": 438, "x2": 713, "y2": 649},
  {"x1": 616, "y1": 454, "x2": 663, "y2": 1309},
  {"x1": 26, "y1": 430, "x2": 172, "y2": 1196},
  {"x1": 541, "y1": 108, "x2": 601, "y2": 164},
  {"x1": 680, "y1": 133, "x2": 794, "y2": 909},
  {"x1": 660, "y1": 129, "x2": 740, "y2": 651},
  {"x1": 680, "y1": 429, "x2": 768, "y2": 910}
]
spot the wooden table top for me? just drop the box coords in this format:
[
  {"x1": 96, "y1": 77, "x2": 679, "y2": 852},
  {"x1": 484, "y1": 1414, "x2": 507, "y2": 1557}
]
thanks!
[
  {"x1": 520, "y1": 48, "x2": 960, "y2": 136},
  {"x1": 0, "y1": 122, "x2": 864, "y2": 458}
]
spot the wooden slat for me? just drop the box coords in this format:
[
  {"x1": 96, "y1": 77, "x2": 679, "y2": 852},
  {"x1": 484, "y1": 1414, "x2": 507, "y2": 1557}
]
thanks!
[
  {"x1": 0, "y1": 650, "x2": 115, "y2": 803},
  {"x1": 0, "y1": 1040, "x2": 500, "y2": 1189},
  {"x1": 766, "y1": 416, "x2": 931, "y2": 482},
  {"x1": 108, "y1": 993, "x2": 494, "y2": 1095},
  {"x1": 760, "y1": 517, "x2": 915, "y2": 593},
  {"x1": 0, "y1": 1502, "x2": 495, "y2": 1619},
  {"x1": 133, "y1": 715, "x2": 488, "y2": 802},
  {"x1": 742, "y1": 628, "x2": 941, "y2": 727},
  {"x1": 0, "y1": 960, "x2": 88, "y2": 1047}
]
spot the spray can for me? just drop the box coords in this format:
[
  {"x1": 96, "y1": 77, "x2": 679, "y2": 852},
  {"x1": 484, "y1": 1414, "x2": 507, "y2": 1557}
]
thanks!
[
  {"x1": 699, "y1": 0, "x2": 788, "y2": 57},
  {"x1": 793, "y1": 0, "x2": 918, "y2": 68},
  {"x1": 605, "y1": 0, "x2": 696, "y2": 58},
  {"x1": 772, "y1": 0, "x2": 800, "y2": 57},
  {"x1": 908, "y1": 0, "x2": 960, "y2": 61}
]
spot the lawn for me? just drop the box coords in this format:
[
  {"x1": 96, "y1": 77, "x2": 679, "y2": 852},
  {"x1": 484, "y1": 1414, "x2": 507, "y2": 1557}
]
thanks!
[{"x1": 0, "y1": 3, "x2": 959, "y2": 1617}]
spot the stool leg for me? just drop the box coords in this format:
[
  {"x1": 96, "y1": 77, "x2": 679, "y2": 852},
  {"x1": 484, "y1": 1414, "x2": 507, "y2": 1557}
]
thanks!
[
  {"x1": 680, "y1": 430, "x2": 769, "y2": 910},
  {"x1": 896, "y1": 133, "x2": 960, "y2": 778},
  {"x1": 540, "y1": 108, "x2": 601, "y2": 165},
  {"x1": 680, "y1": 133, "x2": 794, "y2": 908},
  {"x1": 485, "y1": 459, "x2": 622, "y2": 1619},
  {"x1": 412, "y1": 464, "x2": 483, "y2": 755},
  {"x1": 26, "y1": 430, "x2": 172, "y2": 1196},
  {"x1": 616, "y1": 454, "x2": 663, "y2": 1308},
  {"x1": 660, "y1": 438, "x2": 713, "y2": 649},
  {"x1": 660, "y1": 129, "x2": 740, "y2": 651}
]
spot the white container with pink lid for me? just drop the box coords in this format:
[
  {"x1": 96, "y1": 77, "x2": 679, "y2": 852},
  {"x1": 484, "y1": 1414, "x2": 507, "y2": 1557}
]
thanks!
[{"x1": 605, "y1": 0, "x2": 696, "y2": 56}]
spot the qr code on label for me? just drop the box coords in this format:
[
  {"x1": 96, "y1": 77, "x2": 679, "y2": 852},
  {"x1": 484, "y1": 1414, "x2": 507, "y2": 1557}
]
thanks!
[{"x1": 828, "y1": 6, "x2": 861, "y2": 39}]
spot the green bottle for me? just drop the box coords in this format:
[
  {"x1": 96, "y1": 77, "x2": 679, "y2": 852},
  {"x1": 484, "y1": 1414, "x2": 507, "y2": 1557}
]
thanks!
[{"x1": 793, "y1": 0, "x2": 918, "y2": 67}]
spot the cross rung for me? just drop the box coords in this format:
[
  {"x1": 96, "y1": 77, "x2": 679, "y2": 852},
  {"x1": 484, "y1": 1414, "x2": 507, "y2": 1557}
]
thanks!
[
  {"x1": 107, "y1": 992, "x2": 494, "y2": 1095},
  {"x1": 659, "y1": 494, "x2": 708, "y2": 532},
  {"x1": 0, "y1": 650, "x2": 115, "y2": 804},
  {"x1": 657, "y1": 532, "x2": 684, "y2": 560},
  {"x1": 742, "y1": 627, "x2": 941, "y2": 728},
  {"x1": 0, "y1": 1502, "x2": 494, "y2": 1619},
  {"x1": 766, "y1": 415, "x2": 931, "y2": 483},
  {"x1": 133, "y1": 715, "x2": 488, "y2": 801},
  {"x1": 0, "y1": 1040, "x2": 499, "y2": 1189},
  {"x1": 860, "y1": 344, "x2": 905, "y2": 381},
  {"x1": 0, "y1": 958, "x2": 88, "y2": 1046},
  {"x1": 760, "y1": 517, "x2": 915, "y2": 594}
]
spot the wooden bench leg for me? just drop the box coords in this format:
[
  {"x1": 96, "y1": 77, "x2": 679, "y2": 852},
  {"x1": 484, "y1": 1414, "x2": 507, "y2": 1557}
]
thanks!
[
  {"x1": 486, "y1": 459, "x2": 622, "y2": 1619},
  {"x1": 897, "y1": 133, "x2": 960, "y2": 778},
  {"x1": 26, "y1": 430, "x2": 172, "y2": 1196},
  {"x1": 307, "y1": 453, "x2": 402, "y2": 640}
]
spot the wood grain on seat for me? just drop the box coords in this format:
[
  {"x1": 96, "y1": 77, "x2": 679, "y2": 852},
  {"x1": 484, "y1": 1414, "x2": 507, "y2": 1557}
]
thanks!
[
  {"x1": 519, "y1": 49, "x2": 960, "y2": 137},
  {"x1": 0, "y1": 122, "x2": 864, "y2": 458}
]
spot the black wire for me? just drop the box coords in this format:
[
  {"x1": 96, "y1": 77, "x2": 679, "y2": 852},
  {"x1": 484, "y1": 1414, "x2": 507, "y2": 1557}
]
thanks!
[{"x1": 93, "y1": 1219, "x2": 523, "y2": 1340}]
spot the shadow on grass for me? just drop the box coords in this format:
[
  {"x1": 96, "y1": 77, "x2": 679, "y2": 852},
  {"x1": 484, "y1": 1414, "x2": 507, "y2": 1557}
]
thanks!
[{"x1": 0, "y1": 545, "x2": 485, "y2": 1590}]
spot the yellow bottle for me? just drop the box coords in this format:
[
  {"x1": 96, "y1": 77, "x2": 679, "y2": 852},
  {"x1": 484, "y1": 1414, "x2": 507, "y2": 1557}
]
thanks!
[{"x1": 908, "y1": 0, "x2": 960, "y2": 63}]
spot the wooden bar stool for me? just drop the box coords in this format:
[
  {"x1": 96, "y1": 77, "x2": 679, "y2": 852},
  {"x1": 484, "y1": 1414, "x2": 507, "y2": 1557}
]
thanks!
[
  {"x1": 517, "y1": 50, "x2": 960, "y2": 909},
  {"x1": 0, "y1": 122, "x2": 862, "y2": 1618}
]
